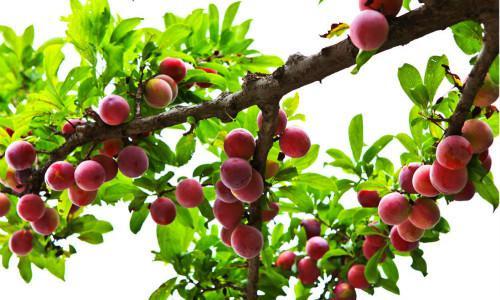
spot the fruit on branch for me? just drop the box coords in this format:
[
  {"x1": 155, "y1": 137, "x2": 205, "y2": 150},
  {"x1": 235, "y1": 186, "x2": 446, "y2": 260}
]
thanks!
[
  {"x1": 276, "y1": 251, "x2": 296, "y2": 270},
  {"x1": 99, "y1": 139, "x2": 123, "y2": 157},
  {"x1": 230, "y1": 224, "x2": 263, "y2": 259},
  {"x1": 347, "y1": 264, "x2": 370, "y2": 290},
  {"x1": 0, "y1": 168, "x2": 26, "y2": 193},
  {"x1": 333, "y1": 282, "x2": 357, "y2": 300},
  {"x1": 390, "y1": 226, "x2": 419, "y2": 252},
  {"x1": 436, "y1": 135, "x2": 473, "y2": 170},
  {"x1": 349, "y1": 10, "x2": 389, "y2": 51},
  {"x1": 378, "y1": 192, "x2": 411, "y2": 225},
  {"x1": 408, "y1": 198, "x2": 441, "y2": 230},
  {"x1": 62, "y1": 118, "x2": 86, "y2": 135},
  {"x1": 220, "y1": 158, "x2": 252, "y2": 190},
  {"x1": 357, "y1": 190, "x2": 381, "y2": 207},
  {"x1": 91, "y1": 155, "x2": 118, "y2": 182},
  {"x1": 31, "y1": 207, "x2": 60, "y2": 235},
  {"x1": 279, "y1": 126, "x2": 311, "y2": 158},
  {"x1": 74, "y1": 160, "x2": 106, "y2": 191},
  {"x1": 430, "y1": 161, "x2": 468, "y2": 195},
  {"x1": 215, "y1": 181, "x2": 239, "y2": 203},
  {"x1": 5, "y1": 141, "x2": 36, "y2": 171},
  {"x1": 264, "y1": 160, "x2": 280, "y2": 179},
  {"x1": 412, "y1": 165, "x2": 439, "y2": 197},
  {"x1": 97, "y1": 95, "x2": 130, "y2": 126},
  {"x1": 159, "y1": 58, "x2": 187, "y2": 82},
  {"x1": 297, "y1": 257, "x2": 320, "y2": 285},
  {"x1": 257, "y1": 108, "x2": 288, "y2": 136},
  {"x1": 69, "y1": 184, "x2": 97, "y2": 206},
  {"x1": 150, "y1": 197, "x2": 176, "y2": 225},
  {"x1": 220, "y1": 227, "x2": 233, "y2": 247},
  {"x1": 213, "y1": 198, "x2": 244, "y2": 229},
  {"x1": 175, "y1": 178, "x2": 204, "y2": 208},
  {"x1": 9, "y1": 230, "x2": 33, "y2": 256},
  {"x1": 399, "y1": 163, "x2": 421, "y2": 194},
  {"x1": 396, "y1": 219, "x2": 424, "y2": 242},
  {"x1": 359, "y1": 0, "x2": 403, "y2": 17},
  {"x1": 461, "y1": 119, "x2": 494, "y2": 154},
  {"x1": 223, "y1": 128, "x2": 256, "y2": 160},
  {"x1": 301, "y1": 219, "x2": 321, "y2": 239},
  {"x1": 473, "y1": 74, "x2": 499, "y2": 108},
  {"x1": 453, "y1": 180, "x2": 475, "y2": 201},
  {"x1": 117, "y1": 146, "x2": 149, "y2": 178},
  {"x1": 262, "y1": 202, "x2": 280, "y2": 222},
  {"x1": 17, "y1": 194, "x2": 45, "y2": 222},
  {"x1": 231, "y1": 169, "x2": 264, "y2": 203},
  {"x1": 306, "y1": 236, "x2": 330, "y2": 260},
  {"x1": 0, "y1": 193, "x2": 11, "y2": 217},
  {"x1": 44, "y1": 161, "x2": 75, "y2": 191},
  {"x1": 145, "y1": 78, "x2": 173, "y2": 109},
  {"x1": 155, "y1": 75, "x2": 178, "y2": 99},
  {"x1": 479, "y1": 151, "x2": 492, "y2": 172},
  {"x1": 362, "y1": 235, "x2": 386, "y2": 260},
  {"x1": 196, "y1": 67, "x2": 217, "y2": 88}
]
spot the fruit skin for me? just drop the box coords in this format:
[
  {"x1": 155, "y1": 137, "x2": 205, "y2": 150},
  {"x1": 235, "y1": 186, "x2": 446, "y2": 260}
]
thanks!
[
  {"x1": 390, "y1": 226, "x2": 419, "y2": 252},
  {"x1": 224, "y1": 128, "x2": 256, "y2": 160},
  {"x1": 262, "y1": 202, "x2": 280, "y2": 222},
  {"x1": 461, "y1": 119, "x2": 494, "y2": 154},
  {"x1": 350, "y1": 10, "x2": 389, "y2": 51},
  {"x1": 398, "y1": 163, "x2": 421, "y2": 193},
  {"x1": 100, "y1": 139, "x2": 123, "y2": 157},
  {"x1": 397, "y1": 219, "x2": 424, "y2": 242},
  {"x1": 159, "y1": 58, "x2": 187, "y2": 82},
  {"x1": 150, "y1": 197, "x2": 176, "y2": 225},
  {"x1": 276, "y1": 251, "x2": 296, "y2": 270},
  {"x1": 231, "y1": 169, "x2": 264, "y2": 203},
  {"x1": 279, "y1": 126, "x2": 311, "y2": 158},
  {"x1": 31, "y1": 207, "x2": 60, "y2": 235},
  {"x1": 220, "y1": 227, "x2": 233, "y2": 247},
  {"x1": 215, "y1": 181, "x2": 239, "y2": 203},
  {"x1": 231, "y1": 224, "x2": 263, "y2": 259},
  {"x1": 359, "y1": 0, "x2": 403, "y2": 17},
  {"x1": 92, "y1": 155, "x2": 118, "y2": 182},
  {"x1": 408, "y1": 198, "x2": 441, "y2": 230},
  {"x1": 257, "y1": 108, "x2": 288, "y2": 136},
  {"x1": 357, "y1": 190, "x2": 381, "y2": 208},
  {"x1": 175, "y1": 178, "x2": 204, "y2": 208},
  {"x1": 9, "y1": 230, "x2": 33, "y2": 256},
  {"x1": 196, "y1": 67, "x2": 217, "y2": 88},
  {"x1": 480, "y1": 153, "x2": 492, "y2": 172},
  {"x1": 213, "y1": 198, "x2": 243, "y2": 229},
  {"x1": 98, "y1": 95, "x2": 130, "y2": 126},
  {"x1": 453, "y1": 181, "x2": 475, "y2": 201},
  {"x1": 334, "y1": 282, "x2": 357, "y2": 300},
  {"x1": 5, "y1": 141, "x2": 37, "y2": 171},
  {"x1": 17, "y1": 194, "x2": 45, "y2": 222},
  {"x1": 117, "y1": 146, "x2": 149, "y2": 178},
  {"x1": 412, "y1": 165, "x2": 440, "y2": 197},
  {"x1": 44, "y1": 161, "x2": 75, "y2": 191},
  {"x1": 378, "y1": 192, "x2": 411, "y2": 225},
  {"x1": 297, "y1": 257, "x2": 320, "y2": 285},
  {"x1": 348, "y1": 264, "x2": 370, "y2": 289},
  {"x1": 362, "y1": 235, "x2": 386, "y2": 260},
  {"x1": 473, "y1": 74, "x2": 499, "y2": 107},
  {"x1": 74, "y1": 160, "x2": 106, "y2": 191},
  {"x1": 436, "y1": 135, "x2": 473, "y2": 170},
  {"x1": 145, "y1": 78, "x2": 173, "y2": 109},
  {"x1": 155, "y1": 75, "x2": 178, "y2": 99},
  {"x1": 220, "y1": 158, "x2": 253, "y2": 190},
  {"x1": 306, "y1": 236, "x2": 330, "y2": 260},
  {"x1": 0, "y1": 193, "x2": 11, "y2": 217},
  {"x1": 62, "y1": 118, "x2": 86, "y2": 135},
  {"x1": 68, "y1": 185, "x2": 97, "y2": 206},
  {"x1": 301, "y1": 219, "x2": 321, "y2": 239},
  {"x1": 264, "y1": 160, "x2": 280, "y2": 179},
  {"x1": 0, "y1": 168, "x2": 26, "y2": 193},
  {"x1": 430, "y1": 161, "x2": 468, "y2": 195}
]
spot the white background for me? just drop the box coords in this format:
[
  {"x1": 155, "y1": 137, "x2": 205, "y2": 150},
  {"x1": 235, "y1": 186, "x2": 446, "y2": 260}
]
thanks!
[{"x1": 0, "y1": 0, "x2": 499, "y2": 299}]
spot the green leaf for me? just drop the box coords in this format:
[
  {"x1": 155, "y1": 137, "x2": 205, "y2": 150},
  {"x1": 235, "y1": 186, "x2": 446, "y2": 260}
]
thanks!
[
  {"x1": 424, "y1": 55, "x2": 449, "y2": 100},
  {"x1": 396, "y1": 133, "x2": 419, "y2": 154},
  {"x1": 149, "y1": 278, "x2": 177, "y2": 300},
  {"x1": 381, "y1": 258, "x2": 399, "y2": 282},
  {"x1": 282, "y1": 93, "x2": 299, "y2": 117},
  {"x1": 398, "y1": 64, "x2": 425, "y2": 107},
  {"x1": 365, "y1": 245, "x2": 386, "y2": 283},
  {"x1": 293, "y1": 173, "x2": 336, "y2": 192},
  {"x1": 363, "y1": 135, "x2": 393, "y2": 163},
  {"x1": 351, "y1": 50, "x2": 376, "y2": 74},
  {"x1": 157, "y1": 217, "x2": 195, "y2": 260},
  {"x1": 208, "y1": 4, "x2": 220, "y2": 43},
  {"x1": 78, "y1": 232, "x2": 104, "y2": 244},
  {"x1": 176, "y1": 134, "x2": 196, "y2": 166},
  {"x1": 158, "y1": 24, "x2": 191, "y2": 48},
  {"x1": 348, "y1": 114, "x2": 363, "y2": 161},
  {"x1": 287, "y1": 144, "x2": 319, "y2": 171},
  {"x1": 222, "y1": 2, "x2": 241, "y2": 32},
  {"x1": 379, "y1": 278, "x2": 400, "y2": 295},
  {"x1": 111, "y1": 18, "x2": 142, "y2": 42},
  {"x1": 130, "y1": 206, "x2": 149, "y2": 234},
  {"x1": 18, "y1": 257, "x2": 32, "y2": 283},
  {"x1": 489, "y1": 55, "x2": 499, "y2": 85},
  {"x1": 451, "y1": 21, "x2": 483, "y2": 55},
  {"x1": 410, "y1": 249, "x2": 428, "y2": 276}
]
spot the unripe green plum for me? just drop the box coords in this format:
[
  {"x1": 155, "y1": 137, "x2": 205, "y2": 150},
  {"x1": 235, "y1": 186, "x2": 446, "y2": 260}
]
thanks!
[
  {"x1": 17, "y1": 194, "x2": 45, "y2": 222},
  {"x1": 231, "y1": 224, "x2": 263, "y2": 259},
  {"x1": 297, "y1": 257, "x2": 320, "y2": 285},
  {"x1": 215, "y1": 180, "x2": 239, "y2": 203},
  {"x1": 117, "y1": 146, "x2": 149, "y2": 178},
  {"x1": 68, "y1": 184, "x2": 97, "y2": 207},
  {"x1": 175, "y1": 178, "x2": 204, "y2": 208},
  {"x1": 31, "y1": 207, "x2": 60, "y2": 235},
  {"x1": 213, "y1": 198, "x2": 243, "y2": 229},
  {"x1": 436, "y1": 135, "x2": 473, "y2": 170},
  {"x1": 265, "y1": 160, "x2": 280, "y2": 179},
  {"x1": 473, "y1": 74, "x2": 498, "y2": 107},
  {"x1": 396, "y1": 219, "x2": 424, "y2": 242},
  {"x1": 62, "y1": 118, "x2": 86, "y2": 135},
  {"x1": 357, "y1": 190, "x2": 381, "y2": 208},
  {"x1": 430, "y1": 161, "x2": 468, "y2": 195},
  {"x1": 398, "y1": 163, "x2": 421, "y2": 194},
  {"x1": 220, "y1": 227, "x2": 233, "y2": 247},
  {"x1": 74, "y1": 160, "x2": 106, "y2": 191},
  {"x1": 301, "y1": 219, "x2": 321, "y2": 239},
  {"x1": 45, "y1": 161, "x2": 75, "y2": 191},
  {"x1": 390, "y1": 226, "x2": 419, "y2": 252},
  {"x1": 99, "y1": 139, "x2": 123, "y2": 157},
  {"x1": 359, "y1": 0, "x2": 403, "y2": 17},
  {"x1": 262, "y1": 202, "x2": 280, "y2": 222},
  {"x1": 91, "y1": 155, "x2": 118, "y2": 182},
  {"x1": 279, "y1": 126, "x2": 311, "y2": 158},
  {"x1": 378, "y1": 192, "x2": 411, "y2": 225},
  {"x1": 412, "y1": 165, "x2": 440, "y2": 197},
  {"x1": 6, "y1": 141, "x2": 36, "y2": 171},
  {"x1": 334, "y1": 282, "x2": 357, "y2": 300},
  {"x1": 232, "y1": 169, "x2": 264, "y2": 203},
  {"x1": 453, "y1": 181, "x2": 475, "y2": 201},
  {"x1": 257, "y1": 108, "x2": 288, "y2": 136},
  {"x1": 0, "y1": 193, "x2": 11, "y2": 217},
  {"x1": 224, "y1": 128, "x2": 255, "y2": 160},
  {"x1": 461, "y1": 119, "x2": 493, "y2": 153},
  {"x1": 220, "y1": 158, "x2": 252, "y2": 190},
  {"x1": 159, "y1": 58, "x2": 187, "y2": 82},
  {"x1": 408, "y1": 198, "x2": 441, "y2": 230},
  {"x1": 276, "y1": 251, "x2": 296, "y2": 270},
  {"x1": 145, "y1": 78, "x2": 173, "y2": 109},
  {"x1": 306, "y1": 236, "x2": 329, "y2": 260},
  {"x1": 9, "y1": 230, "x2": 33, "y2": 256},
  {"x1": 97, "y1": 95, "x2": 130, "y2": 126},
  {"x1": 150, "y1": 197, "x2": 176, "y2": 225},
  {"x1": 348, "y1": 264, "x2": 370, "y2": 289},
  {"x1": 350, "y1": 10, "x2": 389, "y2": 51}
]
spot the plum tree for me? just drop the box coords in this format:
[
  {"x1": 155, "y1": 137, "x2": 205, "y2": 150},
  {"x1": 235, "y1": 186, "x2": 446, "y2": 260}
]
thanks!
[
  {"x1": 175, "y1": 178, "x2": 204, "y2": 208},
  {"x1": 436, "y1": 135, "x2": 473, "y2": 170},
  {"x1": 45, "y1": 161, "x2": 75, "y2": 191},
  {"x1": 159, "y1": 57, "x2": 187, "y2": 82},
  {"x1": 257, "y1": 109, "x2": 288, "y2": 136},
  {"x1": 196, "y1": 67, "x2": 217, "y2": 88},
  {"x1": 5, "y1": 141, "x2": 36, "y2": 171},
  {"x1": 334, "y1": 282, "x2": 357, "y2": 300},
  {"x1": 91, "y1": 155, "x2": 118, "y2": 182},
  {"x1": 359, "y1": 0, "x2": 403, "y2": 17},
  {"x1": 9, "y1": 230, "x2": 33, "y2": 256},
  {"x1": 0, "y1": 193, "x2": 11, "y2": 217},
  {"x1": 301, "y1": 219, "x2": 321, "y2": 239},
  {"x1": 145, "y1": 77, "x2": 173, "y2": 109},
  {"x1": 220, "y1": 227, "x2": 233, "y2": 247},
  {"x1": 220, "y1": 158, "x2": 253, "y2": 190},
  {"x1": 399, "y1": 163, "x2": 421, "y2": 194},
  {"x1": 231, "y1": 169, "x2": 264, "y2": 203},
  {"x1": 262, "y1": 202, "x2": 280, "y2": 222},
  {"x1": 279, "y1": 126, "x2": 311, "y2": 158},
  {"x1": 297, "y1": 257, "x2": 320, "y2": 285},
  {"x1": 231, "y1": 225, "x2": 263, "y2": 259},
  {"x1": 150, "y1": 197, "x2": 176, "y2": 225},
  {"x1": 62, "y1": 119, "x2": 86, "y2": 135},
  {"x1": 74, "y1": 160, "x2": 106, "y2": 191},
  {"x1": 347, "y1": 264, "x2": 370, "y2": 289},
  {"x1": 117, "y1": 146, "x2": 149, "y2": 178},
  {"x1": 357, "y1": 190, "x2": 381, "y2": 207},
  {"x1": 473, "y1": 74, "x2": 499, "y2": 107},
  {"x1": 264, "y1": 160, "x2": 280, "y2": 179},
  {"x1": 378, "y1": 192, "x2": 411, "y2": 225},
  {"x1": 362, "y1": 235, "x2": 386, "y2": 260},
  {"x1": 68, "y1": 184, "x2": 97, "y2": 206},
  {"x1": 224, "y1": 128, "x2": 256, "y2": 160},
  {"x1": 408, "y1": 198, "x2": 441, "y2": 230},
  {"x1": 213, "y1": 198, "x2": 244, "y2": 229},
  {"x1": 306, "y1": 236, "x2": 330, "y2": 260},
  {"x1": 97, "y1": 95, "x2": 130, "y2": 126},
  {"x1": 453, "y1": 181, "x2": 476, "y2": 201},
  {"x1": 17, "y1": 194, "x2": 45, "y2": 222},
  {"x1": 99, "y1": 138, "x2": 123, "y2": 157},
  {"x1": 276, "y1": 251, "x2": 296, "y2": 270},
  {"x1": 31, "y1": 207, "x2": 60, "y2": 235},
  {"x1": 389, "y1": 227, "x2": 419, "y2": 252},
  {"x1": 349, "y1": 10, "x2": 389, "y2": 51},
  {"x1": 430, "y1": 161, "x2": 468, "y2": 195},
  {"x1": 396, "y1": 219, "x2": 424, "y2": 242},
  {"x1": 461, "y1": 119, "x2": 494, "y2": 153},
  {"x1": 412, "y1": 165, "x2": 440, "y2": 197}
]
